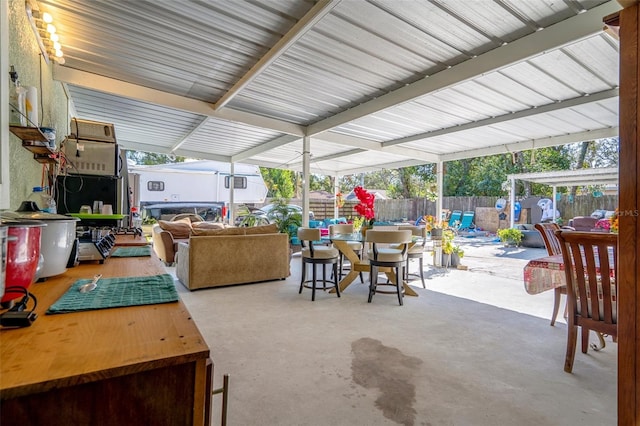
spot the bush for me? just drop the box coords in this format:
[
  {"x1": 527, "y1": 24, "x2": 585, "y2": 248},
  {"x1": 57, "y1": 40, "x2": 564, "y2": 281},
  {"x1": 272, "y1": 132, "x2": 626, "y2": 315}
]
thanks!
[{"x1": 497, "y1": 228, "x2": 523, "y2": 246}]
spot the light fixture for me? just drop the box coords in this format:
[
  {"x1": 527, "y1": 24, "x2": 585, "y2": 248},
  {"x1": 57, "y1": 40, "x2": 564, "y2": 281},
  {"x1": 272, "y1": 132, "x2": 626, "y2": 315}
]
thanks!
[{"x1": 25, "y1": 0, "x2": 65, "y2": 65}]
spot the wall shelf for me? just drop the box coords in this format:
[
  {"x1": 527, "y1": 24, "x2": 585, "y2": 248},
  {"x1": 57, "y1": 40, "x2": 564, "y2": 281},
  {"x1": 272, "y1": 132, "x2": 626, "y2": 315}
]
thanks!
[
  {"x1": 9, "y1": 126, "x2": 57, "y2": 164},
  {"x1": 9, "y1": 125, "x2": 47, "y2": 141}
]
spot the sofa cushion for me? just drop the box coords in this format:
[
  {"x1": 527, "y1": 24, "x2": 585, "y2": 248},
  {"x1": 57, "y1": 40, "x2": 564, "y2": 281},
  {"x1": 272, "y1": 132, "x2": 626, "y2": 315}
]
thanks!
[
  {"x1": 158, "y1": 218, "x2": 192, "y2": 239},
  {"x1": 192, "y1": 222, "x2": 226, "y2": 230},
  {"x1": 244, "y1": 223, "x2": 279, "y2": 235},
  {"x1": 191, "y1": 226, "x2": 246, "y2": 236}
]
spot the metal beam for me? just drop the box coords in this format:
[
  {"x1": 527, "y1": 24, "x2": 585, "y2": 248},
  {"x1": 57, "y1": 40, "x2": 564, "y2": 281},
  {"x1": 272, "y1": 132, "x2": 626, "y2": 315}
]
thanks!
[
  {"x1": 315, "y1": 131, "x2": 439, "y2": 162},
  {"x1": 231, "y1": 134, "x2": 299, "y2": 162},
  {"x1": 53, "y1": 65, "x2": 306, "y2": 137},
  {"x1": 439, "y1": 127, "x2": 619, "y2": 161},
  {"x1": 214, "y1": 0, "x2": 340, "y2": 110},
  {"x1": 171, "y1": 117, "x2": 209, "y2": 152},
  {"x1": 306, "y1": 1, "x2": 621, "y2": 136},
  {"x1": 382, "y1": 88, "x2": 619, "y2": 148},
  {"x1": 170, "y1": 148, "x2": 232, "y2": 163}
]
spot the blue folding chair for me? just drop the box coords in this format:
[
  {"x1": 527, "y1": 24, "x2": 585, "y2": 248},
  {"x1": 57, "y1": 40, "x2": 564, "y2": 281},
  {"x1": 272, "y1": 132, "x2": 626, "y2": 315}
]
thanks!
[
  {"x1": 457, "y1": 211, "x2": 475, "y2": 230},
  {"x1": 448, "y1": 210, "x2": 462, "y2": 227}
]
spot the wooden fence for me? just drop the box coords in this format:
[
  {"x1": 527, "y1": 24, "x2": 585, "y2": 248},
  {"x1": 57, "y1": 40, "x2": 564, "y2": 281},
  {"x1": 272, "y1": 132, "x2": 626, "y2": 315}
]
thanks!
[{"x1": 302, "y1": 194, "x2": 618, "y2": 223}]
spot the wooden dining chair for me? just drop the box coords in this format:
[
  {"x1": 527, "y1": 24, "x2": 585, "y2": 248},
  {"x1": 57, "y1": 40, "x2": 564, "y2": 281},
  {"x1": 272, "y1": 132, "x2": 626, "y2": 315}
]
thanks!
[
  {"x1": 366, "y1": 229, "x2": 412, "y2": 306},
  {"x1": 555, "y1": 230, "x2": 618, "y2": 373},
  {"x1": 534, "y1": 223, "x2": 565, "y2": 326}
]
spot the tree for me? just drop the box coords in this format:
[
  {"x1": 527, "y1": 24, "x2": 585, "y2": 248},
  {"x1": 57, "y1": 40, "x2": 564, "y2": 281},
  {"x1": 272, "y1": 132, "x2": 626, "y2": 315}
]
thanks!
[
  {"x1": 126, "y1": 150, "x2": 185, "y2": 165},
  {"x1": 260, "y1": 168, "x2": 296, "y2": 198}
]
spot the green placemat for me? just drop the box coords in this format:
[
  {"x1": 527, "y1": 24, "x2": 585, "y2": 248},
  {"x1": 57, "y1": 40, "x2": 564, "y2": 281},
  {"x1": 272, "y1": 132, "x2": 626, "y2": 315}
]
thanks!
[
  {"x1": 111, "y1": 246, "x2": 151, "y2": 257},
  {"x1": 47, "y1": 274, "x2": 178, "y2": 315}
]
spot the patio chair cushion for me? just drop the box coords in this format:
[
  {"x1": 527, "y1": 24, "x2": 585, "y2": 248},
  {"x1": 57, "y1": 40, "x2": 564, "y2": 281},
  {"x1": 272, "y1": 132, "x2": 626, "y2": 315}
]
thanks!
[{"x1": 302, "y1": 245, "x2": 339, "y2": 259}]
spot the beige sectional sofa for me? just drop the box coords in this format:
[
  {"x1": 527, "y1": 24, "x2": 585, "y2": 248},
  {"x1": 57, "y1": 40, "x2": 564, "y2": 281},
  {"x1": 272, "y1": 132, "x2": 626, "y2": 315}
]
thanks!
[{"x1": 174, "y1": 223, "x2": 291, "y2": 290}]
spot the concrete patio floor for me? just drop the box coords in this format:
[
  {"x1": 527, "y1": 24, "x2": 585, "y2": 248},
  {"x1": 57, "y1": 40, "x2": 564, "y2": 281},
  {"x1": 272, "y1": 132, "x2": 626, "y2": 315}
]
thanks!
[{"x1": 168, "y1": 236, "x2": 617, "y2": 426}]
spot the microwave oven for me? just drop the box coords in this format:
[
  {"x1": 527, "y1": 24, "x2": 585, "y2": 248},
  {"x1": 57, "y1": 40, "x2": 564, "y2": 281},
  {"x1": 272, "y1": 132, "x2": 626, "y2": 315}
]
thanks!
[{"x1": 69, "y1": 118, "x2": 117, "y2": 143}]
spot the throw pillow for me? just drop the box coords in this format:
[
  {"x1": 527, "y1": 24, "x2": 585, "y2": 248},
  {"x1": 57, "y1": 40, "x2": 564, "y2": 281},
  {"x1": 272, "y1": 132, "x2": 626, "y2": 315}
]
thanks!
[
  {"x1": 158, "y1": 219, "x2": 192, "y2": 239},
  {"x1": 244, "y1": 223, "x2": 279, "y2": 235}
]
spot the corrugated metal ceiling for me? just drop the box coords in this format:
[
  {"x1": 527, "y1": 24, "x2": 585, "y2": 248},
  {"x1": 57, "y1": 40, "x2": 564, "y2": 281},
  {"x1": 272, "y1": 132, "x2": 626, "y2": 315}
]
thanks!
[{"x1": 40, "y1": 0, "x2": 620, "y2": 175}]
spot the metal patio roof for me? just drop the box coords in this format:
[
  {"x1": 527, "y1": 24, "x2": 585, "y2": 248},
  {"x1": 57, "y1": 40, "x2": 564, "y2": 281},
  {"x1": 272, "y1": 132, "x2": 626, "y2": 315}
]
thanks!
[
  {"x1": 507, "y1": 167, "x2": 619, "y2": 187},
  {"x1": 38, "y1": 0, "x2": 621, "y2": 175}
]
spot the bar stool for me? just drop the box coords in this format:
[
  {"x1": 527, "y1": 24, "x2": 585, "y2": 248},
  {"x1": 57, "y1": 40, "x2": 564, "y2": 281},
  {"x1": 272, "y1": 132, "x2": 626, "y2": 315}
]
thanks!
[
  {"x1": 366, "y1": 229, "x2": 412, "y2": 306},
  {"x1": 298, "y1": 227, "x2": 340, "y2": 301},
  {"x1": 397, "y1": 225, "x2": 427, "y2": 288},
  {"x1": 329, "y1": 223, "x2": 364, "y2": 282}
]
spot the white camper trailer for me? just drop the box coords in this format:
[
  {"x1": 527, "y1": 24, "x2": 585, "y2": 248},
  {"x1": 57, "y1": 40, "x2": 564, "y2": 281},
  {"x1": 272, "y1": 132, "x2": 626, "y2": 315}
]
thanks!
[{"x1": 129, "y1": 160, "x2": 268, "y2": 220}]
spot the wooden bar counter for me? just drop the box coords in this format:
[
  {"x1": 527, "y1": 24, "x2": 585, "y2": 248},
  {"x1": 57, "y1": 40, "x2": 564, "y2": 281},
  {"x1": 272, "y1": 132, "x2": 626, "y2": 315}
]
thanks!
[{"x1": 0, "y1": 252, "x2": 212, "y2": 426}]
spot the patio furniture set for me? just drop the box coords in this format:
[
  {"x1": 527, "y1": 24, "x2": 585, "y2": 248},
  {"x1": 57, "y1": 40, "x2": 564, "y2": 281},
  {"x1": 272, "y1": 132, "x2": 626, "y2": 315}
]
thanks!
[{"x1": 297, "y1": 224, "x2": 429, "y2": 305}]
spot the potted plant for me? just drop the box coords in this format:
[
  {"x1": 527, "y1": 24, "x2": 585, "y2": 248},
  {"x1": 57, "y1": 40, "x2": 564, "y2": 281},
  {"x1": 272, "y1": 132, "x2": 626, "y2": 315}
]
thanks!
[
  {"x1": 353, "y1": 186, "x2": 376, "y2": 234},
  {"x1": 497, "y1": 228, "x2": 523, "y2": 247},
  {"x1": 265, "y1": 198, "x2": 303, "y2": 244},
  {"x1": 441, "y1": 229, "x2": 464, "y2": 266}
]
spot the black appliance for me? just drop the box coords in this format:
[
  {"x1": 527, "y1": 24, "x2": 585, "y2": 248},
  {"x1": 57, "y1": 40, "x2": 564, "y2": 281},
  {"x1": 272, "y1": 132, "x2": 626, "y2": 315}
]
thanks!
[{"x1": 55, "y1": 174, "x2": 128, "y2": 225}]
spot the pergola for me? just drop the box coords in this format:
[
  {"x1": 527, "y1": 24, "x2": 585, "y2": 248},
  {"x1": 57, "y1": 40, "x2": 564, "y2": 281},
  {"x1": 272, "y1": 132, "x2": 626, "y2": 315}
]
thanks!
[{"x1": 505, "y1": 167, "x2": 619, "y2": 227}]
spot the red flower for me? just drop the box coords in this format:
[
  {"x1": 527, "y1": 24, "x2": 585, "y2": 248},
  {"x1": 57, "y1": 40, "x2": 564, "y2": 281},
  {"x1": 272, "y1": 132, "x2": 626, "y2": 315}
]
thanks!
[{"x1": 353, "y1": 186, "x2": 375, "y2": 221}]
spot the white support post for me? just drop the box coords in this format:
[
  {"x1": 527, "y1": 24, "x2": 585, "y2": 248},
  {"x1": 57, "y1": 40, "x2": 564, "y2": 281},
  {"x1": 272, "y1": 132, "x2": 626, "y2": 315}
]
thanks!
[
  {"x1": 302, "y1": 136, "x2": 310, "y2": 227},
  {"x1": 333, "y1": 175, "x2": 339, "y2": 219},
  {"x1": 552, "y1": 186, "x2": 557, "y2": 223},
  {"x1": 229, "y1": 163, "x2": 235, "y2": 225},
  {"x1": 509, "y1": 177, "x2": 516, "y2": 228},
  {"x1": 436, "y1": 161, "x2": 444, "y2": 222}
]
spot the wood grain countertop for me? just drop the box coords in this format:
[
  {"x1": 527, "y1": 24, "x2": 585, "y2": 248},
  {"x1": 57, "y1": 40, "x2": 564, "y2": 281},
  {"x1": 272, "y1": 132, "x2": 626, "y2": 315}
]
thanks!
[{"x1": 0, "y1": 253, "x2": 209, "y2": 400}]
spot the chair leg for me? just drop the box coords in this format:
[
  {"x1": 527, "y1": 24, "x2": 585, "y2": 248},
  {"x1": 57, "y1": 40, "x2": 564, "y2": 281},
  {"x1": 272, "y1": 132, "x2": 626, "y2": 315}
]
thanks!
[
  {"x1": 368, "y1": 266, "x2": 377, "y2": 303},
  {"x1": 322, "y1": 264, "x2": 327, "y2": 290},
  {"x1": 333, "y1": 263, "x2": 340, "y2": 297},
  {"x1": 299, "y1": 260, "x2": 306, "y2": 294},
  {"x1": 581, "y1": 327, "x2": 590, "y2": 354},
  {"x1": 550, "y1": 287, "x2": 562, "y2": 326},
  {"x1": 311, "y1": 264, "x2": 317, "y2": 301},
  {"x1": 564, "y1": 323, "x2": 578, "y2": 373},
  {"x1": 404, "y1": 258, "x2": 410, "y2": 281},
  {"x1": 396, "y1": 265, "x2": 403, "y2": 306},
  {"x1": 418, "y1": 257, "x2": 425, "y2": 288}
]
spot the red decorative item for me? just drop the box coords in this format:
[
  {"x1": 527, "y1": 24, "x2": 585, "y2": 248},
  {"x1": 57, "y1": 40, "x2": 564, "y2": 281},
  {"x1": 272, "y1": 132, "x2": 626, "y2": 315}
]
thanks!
[
  {"x1": 353, "y1": 186, "x2": 375, "y2": 224},
  {"x1": 2, "y1": 221, "x2": 44, "y2": 304}
]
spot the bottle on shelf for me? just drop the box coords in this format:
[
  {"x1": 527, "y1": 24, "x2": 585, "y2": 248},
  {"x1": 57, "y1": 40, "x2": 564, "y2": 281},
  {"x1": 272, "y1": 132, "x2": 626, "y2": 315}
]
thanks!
[
  {"x1": 26, "y1": 186, "x2": 55, "y2": 213},
  {"x1": 9, "y1": 80, "x2": 26, "y2": 126},
  {"x1": 26, "y1": 186, "x2": 45, "y2": 211}
]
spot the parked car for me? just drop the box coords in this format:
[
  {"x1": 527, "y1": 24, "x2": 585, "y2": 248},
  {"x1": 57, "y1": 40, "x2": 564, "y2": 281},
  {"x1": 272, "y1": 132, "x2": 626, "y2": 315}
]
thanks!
[
  {"x1": 141, "y1": 202, "x2": 224, "y2": 222},
  {"x1": 234, "y1": 204, "x2": 266, "y2": 226},
  {"x1": 259, "y1": 203, "x2": 314, "y2": 221}
]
